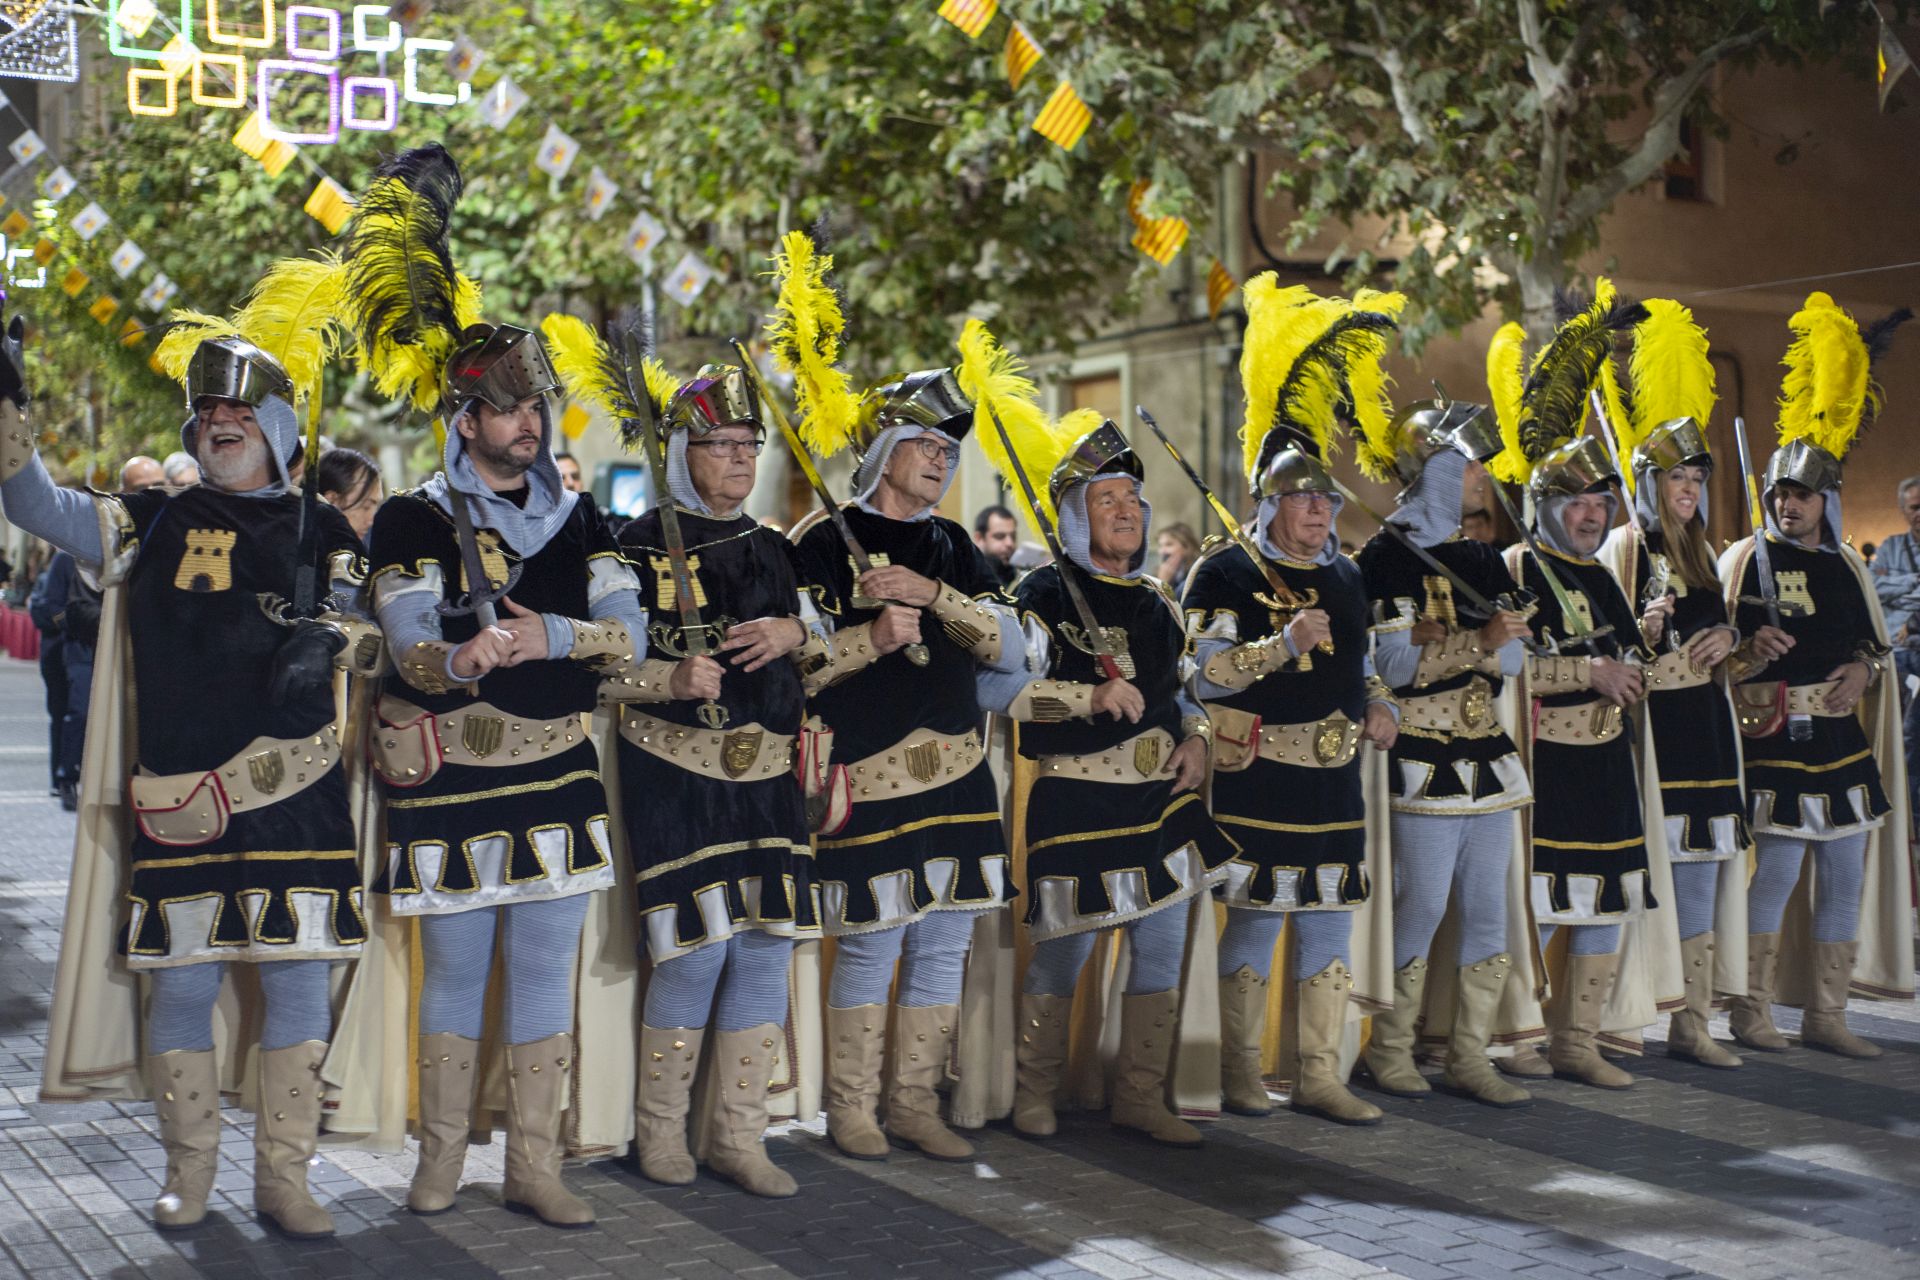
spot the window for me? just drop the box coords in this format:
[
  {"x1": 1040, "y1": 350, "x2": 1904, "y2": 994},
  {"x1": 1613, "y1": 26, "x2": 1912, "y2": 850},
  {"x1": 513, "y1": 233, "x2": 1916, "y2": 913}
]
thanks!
[{"x1": 1664, "y1": 117, "x2": 1709, "y2": 202}]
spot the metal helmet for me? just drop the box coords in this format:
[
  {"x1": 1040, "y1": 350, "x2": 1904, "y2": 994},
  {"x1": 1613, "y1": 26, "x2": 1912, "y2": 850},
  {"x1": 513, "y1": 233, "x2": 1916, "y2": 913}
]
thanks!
[
  {"x1": 1528, "y1": 435, "x2": 1617, "y2": 503},
  {"x1": 664, "y1": 364, "x2": 763, "y2": 438},
  {"x1": 1255, "y1": 440, "x2": 1336, "y2": 500},
  {"x1": 1049, "y1": 418, "x2": 1142, "y2": 511},
  {"x1": 873, "y1": 369, "x2": 972, "y2": 441},
  {"x1": 1631, "y1": 416, "x2": 1712, "y2": 482},
  {"x1": 1765, "y1": 438, "x2": 1843, "y2": 495},
  {"x1": 1383, "y1": 398, "x2": 1495, "y2": 494},
  {"x1": 442, "y1": 324, "x2": 559, "y2": 415},
  {"x1": 183, "y1": 336, "x2": 293, "y2": 410}
]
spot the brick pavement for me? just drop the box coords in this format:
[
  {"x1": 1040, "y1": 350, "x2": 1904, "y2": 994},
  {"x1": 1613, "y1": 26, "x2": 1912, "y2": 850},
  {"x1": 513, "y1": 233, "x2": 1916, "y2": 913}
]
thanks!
[{"x1": 0, "y1": 658, "x2": 1917, "y2": 1280}]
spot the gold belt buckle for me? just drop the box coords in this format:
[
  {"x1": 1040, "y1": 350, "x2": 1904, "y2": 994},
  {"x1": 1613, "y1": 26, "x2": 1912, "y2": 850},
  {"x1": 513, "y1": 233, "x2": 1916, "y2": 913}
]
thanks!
[
  {"x1": 1590, "y1": 703, "x2": 1621, "y2": 739},
  {"x1": 1133, "y1": 734, "x2": 1162, "y2": 778},
  {"x1": 1312, "y1": 718, "x2": 1346, "y2": 766},
  {"x1": 1460, "y1": 678, "x2": 1491, "y2": 729},
  {"x1": 903, "y1": 739, "x2": 942, "y2": 783},
  {"x1": 462, "y1": 714, "x2": 505, "y2": 759},
  {"x1": 722, "y1": 728, "x2": 764, "y2": 779},
  {"x1": 247, "y1": 749, "x2": 285, "y2": 796}
]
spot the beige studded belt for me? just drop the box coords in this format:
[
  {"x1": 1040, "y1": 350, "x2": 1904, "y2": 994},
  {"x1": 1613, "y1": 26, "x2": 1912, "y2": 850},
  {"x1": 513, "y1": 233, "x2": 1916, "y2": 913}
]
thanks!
[
  {"x1": 1784, "y1": 680, "x2": 1851, "y2": 717},
  {"x1": 1037, "y1": 727, "x2": 1177, "y2": 784},
  {"x1": 1534, "y1": 699, "x2": 1624, "y2": 745},
  {"x1": 846, "y1": 728, "x2": 983, "y2": 799},
  {"x1": 130, "y1": 726, "x2": 342, "y2": 847},
  {"x1": 620, "y1": 710, "x2": 795, "y2": 781},
  {"x1": 1257, "y1": 711, "x2": 1361, "y2": 769},
  {"x1": 372, "y1": 694, "x2": 586, "y2": 788},
  {"x1": 1399, "y1": 677, "x2": 1503, "y2": 737},
  {"x1": 1645, "y1": 649, "x2": 1712, "y2": 692}
]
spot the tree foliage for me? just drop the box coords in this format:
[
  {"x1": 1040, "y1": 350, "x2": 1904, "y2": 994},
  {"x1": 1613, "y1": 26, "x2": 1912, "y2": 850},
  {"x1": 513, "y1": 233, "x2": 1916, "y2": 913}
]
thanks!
[{"x1": 20, "y1": 0, "x2": 1892, "y2": 472}]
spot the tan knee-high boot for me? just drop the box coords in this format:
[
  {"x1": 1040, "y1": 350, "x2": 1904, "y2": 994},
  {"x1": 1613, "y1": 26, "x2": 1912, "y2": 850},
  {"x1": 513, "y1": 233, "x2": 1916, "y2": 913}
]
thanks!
[
  {"x1": 1547, "y1": 953, "x2": 1634, "y2": 1089},
  {"x1": 1290, "y1": 962, "x2": 1383, "y2": 1126},
  {"x1": 1109, "y1": 991, "x2": 1202, "y2": 1147},
  {"x1": 885, "y1": 1005, "x2": 973, "y2": 1161},
  {"x1": 1666, "y1": 934, "x2": 1741, "y2": 1069},
  {"x1": 408, "y1": 1033, "x2": 479, "y2": 1213},
  {"x1": 1440, "y1": 955, "x2": 1530, "y2": 1107},
  {"x1": 1801, "y1": 939, "x2": 1883, "y2": 1059},
  {"x1": 1728, "y1": 931, "x2": 1788, "y2": 1051},
  {"x1": 1362, "y1": 959, "x2": 1431, "y2": 1097},
  {"x1": 1218, "y1": 966, "x2": 1273, "y2": 1116},
  {"x1": 705, "y1": 1024, "x2": 797, "y2": 1198},
  {"x1": 150, "y1": 1049, "x2": 220, "y2": 1230},
  {"x1": 632, "y1": 1026, "x2": 704, "y2": 1185},
  {"x1": 253, "y1": 1041, "x2": 334, "y2": 1239},
  {"x1": 824, "y1": 1004, "x2": 888, "y2": 1159},
  {"x1": 502, "y1": 1034, "x2": 594, "y2": 1228},
  {"x1": 1013, "y1": 993, "x2": 1072, "y2": 1137}
]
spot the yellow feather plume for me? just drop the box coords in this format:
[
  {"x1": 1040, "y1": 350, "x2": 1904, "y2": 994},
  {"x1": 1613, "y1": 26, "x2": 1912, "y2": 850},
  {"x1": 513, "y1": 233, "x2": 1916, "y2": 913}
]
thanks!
[
  {"x1": 153, "y1": 310, "x2": 244, "y2": 384},
  {"x1": 1594, "y1": 357, "x2": 1635, "y2": 492},
  {"x1": 541, "y1": 313, "x2": 617, "y2": 417},
  {"x1": 235, "y1": 254, "x2": 347, "y2": 409},
  {"x1": 767, "y1": 230, "x2": 862, "y2": 460},
  {"x1": 455, "y1": 274, "x2": 484, "y2": 329},
  {"x1": 1484, "y1": 322, "x2": 1529, "y2": 484},
  {"x1": 1618, "y1": 298, "x2": 1715, "y2": 494},
  {"x1": 956, "y1": 318, "x2": 1074, "y2": 535},
  {"x1": 1777, "y1": 291, "x2": 1870, "y2": 459},
  {"x1": 1347, "y1": 290, "x2": 1409, "y2": 482},
  {"x1": 1238, "y1": 275, "x2": 1322, "y2": 479}
]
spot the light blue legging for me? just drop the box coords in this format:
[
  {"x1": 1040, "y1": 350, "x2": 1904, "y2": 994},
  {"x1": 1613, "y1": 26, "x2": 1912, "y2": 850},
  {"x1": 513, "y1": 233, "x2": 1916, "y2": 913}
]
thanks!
[
  {"x1": 828, "y1": 909, "x2": 980, "y2": 1009},
  {"x1": 148, "y1": 960, "x2": 333, "y2": 1055},
  {"x1": 1747, "y1": 830, "x2": 1868, "y2": 943},
  {"x1": 643, "y1": 931, "x2": 794, "y2": 1032},
  {"x1": 1216, "y1": 907, "x2": 1351, "y2": 981},
  {"x1": 418, "y1": 894, "x2": 592, "y2": 1045},
  {"x1": 1389, "y1": 810, "x2": 1514, "y2": 969},
  {"x1": 1024, "y1": 903, "x2": 1188, "y2": 998},
  {"x1": 1669, "y1": 860, "x2": 1722, "y2": 941},
  {"x1": 1538, "y1": 923, "x2": 1622, "y2": 956}
]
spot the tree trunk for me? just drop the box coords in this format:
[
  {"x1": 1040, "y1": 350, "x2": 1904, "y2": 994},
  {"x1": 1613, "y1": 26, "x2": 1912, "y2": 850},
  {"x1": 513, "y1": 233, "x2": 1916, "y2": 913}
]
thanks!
[{"x1": 1516, "y1": 255, "x2": 1565, "y2": 348}]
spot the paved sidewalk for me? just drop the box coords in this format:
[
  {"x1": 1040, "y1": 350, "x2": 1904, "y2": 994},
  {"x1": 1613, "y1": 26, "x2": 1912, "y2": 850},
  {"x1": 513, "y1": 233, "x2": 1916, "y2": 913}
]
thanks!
[{"x1": 1, "y1": 657, "x2": 1917, "y2": 1280}]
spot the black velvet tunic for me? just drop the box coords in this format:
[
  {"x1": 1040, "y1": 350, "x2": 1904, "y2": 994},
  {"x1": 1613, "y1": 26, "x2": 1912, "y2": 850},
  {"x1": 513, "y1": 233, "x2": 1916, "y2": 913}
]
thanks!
[
  {"x1": 1356, "y1": 532, "x2": 1528, "y2": 813},
  {"x1": 1624, "y1": 532, "x2": 1750, "y2": 860},
  {"x1": 1518, "y1": 546, "x2": 1653, "y2": 920},
  {"x1": 117, "y1": 486, "x2": 366, "y2": 965},
  {"x1": 1014, "y1": 563, "x2": 1237, "y2": 939},
  {"x1": 617, "y1": 509, "x2": 818, "y2": 958},
  {"x1": 791, "y1": 505, "x2": 1011, "y2": 932},
  {"x1": 1182, "y1": 543, "x2": 1370, "y2": 911},
  {"x1": 1729, "y1": 536, "x2": 1891, "y2": 837},
  {"x1": 367, "y1": 491, "x2": 616, "y2": 913}
]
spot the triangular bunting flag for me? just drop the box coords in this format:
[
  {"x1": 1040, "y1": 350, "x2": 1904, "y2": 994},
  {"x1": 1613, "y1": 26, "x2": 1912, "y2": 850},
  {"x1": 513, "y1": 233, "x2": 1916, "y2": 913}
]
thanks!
[
  {"x1": 1205, "y1": 258, "x2": 1236, "y2": 320},
  {"x1": 1880, "y1": 14, "x2": 1912, "y2": 111},
  {"x1": 937, "y1": 0, "x2": 997, "y2": 38},
  {"x1": 1004, "y1": 21, "x2": 1042, "y2": 89},
  {"x1": 1031, "y1": 80, "x2": 1092, "y2": 151},
  {"x1": 304, "y1": 177, "x2": 353, "y2": 233}
]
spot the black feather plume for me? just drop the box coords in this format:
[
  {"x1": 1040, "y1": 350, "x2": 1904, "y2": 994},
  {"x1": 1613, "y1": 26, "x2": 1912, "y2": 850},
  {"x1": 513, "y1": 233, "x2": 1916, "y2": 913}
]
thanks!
[
  {"x1": 342, "y1": 143, "x2": 467, "y2": 410},
  {"x1": 1863, "y1": 306, "x2": 1914, "y2": 366},
  {"x1": 1518, "y1": 286, "x2": 1647, "y2": 462}
]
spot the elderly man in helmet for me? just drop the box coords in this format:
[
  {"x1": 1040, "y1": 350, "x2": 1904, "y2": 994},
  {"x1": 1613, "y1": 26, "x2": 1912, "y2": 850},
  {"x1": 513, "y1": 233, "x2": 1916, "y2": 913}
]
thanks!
[
  {"x1": 366, "y1": 322, "x2": 647, "y2": 1227},
  {"x1": 0, "y1": 318, "x2": 380, "y2": 1238},
  {"x1": 789, "y1": 369, "x2": 1028, "y2": 1166}
]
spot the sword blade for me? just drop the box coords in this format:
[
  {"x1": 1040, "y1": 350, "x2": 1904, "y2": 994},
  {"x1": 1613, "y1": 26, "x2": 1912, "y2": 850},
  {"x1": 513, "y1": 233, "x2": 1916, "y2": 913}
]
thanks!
[{"x1": 1733, "y1": 414, "x2": 1784, "y2": 628}]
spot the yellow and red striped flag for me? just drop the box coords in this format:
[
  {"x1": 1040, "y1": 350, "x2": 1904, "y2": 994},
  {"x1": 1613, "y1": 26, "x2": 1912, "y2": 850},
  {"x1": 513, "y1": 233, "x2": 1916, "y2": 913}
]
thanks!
[
  {"x1": 1205, "y1": 258, "x2": 1236, "y2": 319},
  {"x1": 1031, "y1": 80, "x2": 1092, "y2": 151},
  {"x1": 1131, "y1": 213, "x2": 1188, "y2": 266},
  {"x1": 1004, "y1": 21, "x2": 1042, "y2": 88},
  {"x1": 937, "y1": 0, "x2": 997, "y2": 38}
]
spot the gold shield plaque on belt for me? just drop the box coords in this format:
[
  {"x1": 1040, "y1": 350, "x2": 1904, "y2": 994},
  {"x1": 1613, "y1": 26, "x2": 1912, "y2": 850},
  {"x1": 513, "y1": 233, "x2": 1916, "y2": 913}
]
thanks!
[
  {"x1": 462, "y1": 715, "x2": 505, "y2": 760},
  {"x1": 903, "y1": 740, "x2": 942, "y2": 784},
  {"x1": 1133, "y1": 735, "x2": 1162, "y2": 778},
  {"x1": 1461, "y1": 679, "x2": 1491, "y2": 728},
  {"x1": 1313, "y1": 719, "x2": 1347, "y2": 766},
  {"x1": 722, "y1": 728, "x2": 763, "y2": 779},
  {"x1": 247, "y1": 750, "x2": 285, "y2": 796},
  {"x1": 1590, "y1": 703, "x2": 1622, "y2": 739}
]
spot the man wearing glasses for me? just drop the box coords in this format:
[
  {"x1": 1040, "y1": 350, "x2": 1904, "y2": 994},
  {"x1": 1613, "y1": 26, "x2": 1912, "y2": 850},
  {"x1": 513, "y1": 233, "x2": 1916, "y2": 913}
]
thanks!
[{"x1": 788, "y1": 370, "x2": 1026, "y2": 1166}]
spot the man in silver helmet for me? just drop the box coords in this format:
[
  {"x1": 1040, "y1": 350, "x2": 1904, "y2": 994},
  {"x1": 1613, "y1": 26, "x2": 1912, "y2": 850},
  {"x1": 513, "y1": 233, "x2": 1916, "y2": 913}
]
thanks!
[
  {"x1": 608, "y1": 363, "x2": 838, "y2": 1200},
  {"x1": 1721, "y1": 440, "x2": 1904, "y2": 1059},
  {"x1": 366, "y1": 322, "x2": 647, "y2": 1227},
  {"x1": 0, "y1": 321, "x2": 381, "y2": 1238},
  {"x1": 788, "y1": 368, "x2": 1027, "y2": 1167},
  {"x1": 1507, "y1": 436, "x2": 1652, "y2": 1090},
  {"x1": 1355, "y1": 401, "x2": 1540, "y2": 1108}
]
